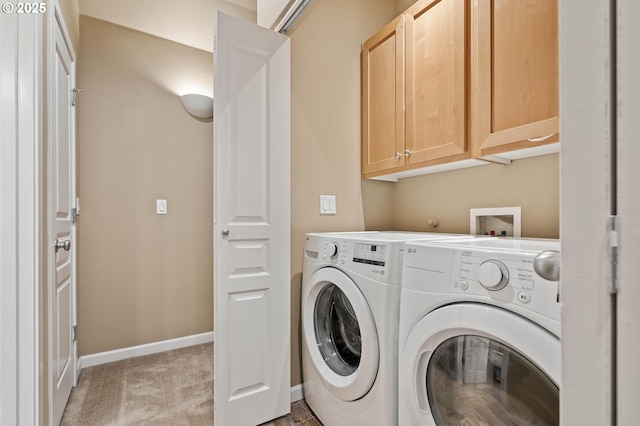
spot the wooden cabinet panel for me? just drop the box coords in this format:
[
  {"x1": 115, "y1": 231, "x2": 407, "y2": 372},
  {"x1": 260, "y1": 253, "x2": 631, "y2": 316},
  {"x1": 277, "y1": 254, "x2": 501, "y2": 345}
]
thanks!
[
  {"x1": 406, "y1": 0, "x2": 467, "y2": 164},
  {"x1": 361, "y1": 0, "x2": 558, "y2": 179},
  {"x1": 361, "y1": 16, "x2": 406, "y2": 176},
  {"x1": 472, "y1": 0, "x2": 559, "y2": 156}
]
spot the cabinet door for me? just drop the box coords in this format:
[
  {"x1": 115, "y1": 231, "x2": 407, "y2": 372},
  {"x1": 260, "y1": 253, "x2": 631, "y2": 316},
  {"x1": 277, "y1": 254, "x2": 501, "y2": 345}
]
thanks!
[
  {"x1": 361, "y1": 15, "x2": 406, "y2": 177},
  {"x1": 405, "y1": 0, "x2": 467, "y2": 165},
  {"x1": 471, "y1": 0, "x2": 559, "y2": 157}
]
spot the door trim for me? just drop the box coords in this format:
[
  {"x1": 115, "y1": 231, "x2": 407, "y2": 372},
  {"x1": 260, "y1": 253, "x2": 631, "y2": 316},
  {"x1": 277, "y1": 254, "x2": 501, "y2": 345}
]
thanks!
[{"x1": 0, "y1": 9, "x2": 44, "y2": 425}]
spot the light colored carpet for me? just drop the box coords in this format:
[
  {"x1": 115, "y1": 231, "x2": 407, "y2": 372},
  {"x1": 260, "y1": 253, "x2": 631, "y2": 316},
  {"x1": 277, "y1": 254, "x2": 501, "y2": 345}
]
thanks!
[
  {"x1": 61, "y1": 343, "x2": 214, "y2": 425},
  {"x1": 61, "y1": 343, "x2": 322, "y2": 426}
]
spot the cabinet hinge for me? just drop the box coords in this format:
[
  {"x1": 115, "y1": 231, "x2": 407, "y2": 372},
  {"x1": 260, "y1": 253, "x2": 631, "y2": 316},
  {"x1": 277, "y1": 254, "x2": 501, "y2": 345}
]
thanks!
[
  {"x1": 609, "y1": 215, "x2": 619, "y2": 293},
  {"x1": 72, "y1": 325, "x2": 78, "y2": 342},
  {"x1": 72, "y1": 207, "x2": 78, "y2": 224}
]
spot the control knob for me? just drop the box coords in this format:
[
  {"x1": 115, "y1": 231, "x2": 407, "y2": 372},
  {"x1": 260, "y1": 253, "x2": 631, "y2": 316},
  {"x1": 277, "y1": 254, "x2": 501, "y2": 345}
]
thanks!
[
  {"x1": 327, "y1": 243, "x2": 338, "y2": 258},
  {"x1": 477, "y1": 260, "x2": 509, "y2": 290}
]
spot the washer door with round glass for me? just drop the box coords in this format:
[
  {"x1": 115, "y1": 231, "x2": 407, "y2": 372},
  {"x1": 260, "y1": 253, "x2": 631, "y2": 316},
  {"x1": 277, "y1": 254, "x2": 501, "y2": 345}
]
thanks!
[
  {"x1": 302, "y1": 267, "x2": 379, "y2": 401},
  {"x1": 399, "y1": 303, "x2": 560, "y2": 426}
]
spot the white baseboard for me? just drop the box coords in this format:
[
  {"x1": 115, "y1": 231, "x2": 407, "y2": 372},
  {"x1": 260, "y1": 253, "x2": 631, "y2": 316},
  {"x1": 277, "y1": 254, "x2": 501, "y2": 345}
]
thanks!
[
  {"x1": 290, "y1": 384, "x2": 304, "y2": 403},
  {"x1": 78, "y1": 331, "x2": 214, "y2": 370}
]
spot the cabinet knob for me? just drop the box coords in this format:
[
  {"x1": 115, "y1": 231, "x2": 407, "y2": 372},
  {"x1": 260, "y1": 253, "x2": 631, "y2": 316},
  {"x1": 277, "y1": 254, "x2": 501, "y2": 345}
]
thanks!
[
  {"x1": 395, "y1": 152, "x2": 402, "y2": 159},
  {"x1": 404, "y1": 149, "x2": 412, "y2": 156}
]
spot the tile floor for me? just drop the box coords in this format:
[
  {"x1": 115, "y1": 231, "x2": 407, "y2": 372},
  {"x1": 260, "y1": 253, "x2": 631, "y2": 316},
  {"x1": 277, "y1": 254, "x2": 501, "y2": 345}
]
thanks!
[{"x1": 259, "y1": 400, "x2": 323, "y2": 426}]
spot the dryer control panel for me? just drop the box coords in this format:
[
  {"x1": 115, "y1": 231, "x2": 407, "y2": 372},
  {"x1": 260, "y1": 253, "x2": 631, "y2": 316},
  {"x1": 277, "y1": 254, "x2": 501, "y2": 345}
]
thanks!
[{"x1": 403, "y1": 239, "x2": 561, "y2": 324}]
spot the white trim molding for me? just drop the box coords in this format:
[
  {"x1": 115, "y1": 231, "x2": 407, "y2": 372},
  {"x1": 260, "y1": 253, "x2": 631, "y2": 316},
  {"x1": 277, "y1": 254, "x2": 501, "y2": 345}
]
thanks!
[
  {"x1": 0, "y1": 8, "x2": 44, "y2": 426},
  {"x1": 78, "y1": 332, "x2": 215, "y2": 370},
  {"x1": 290, "y1": 384, "x2": 304, "y2": 403}
]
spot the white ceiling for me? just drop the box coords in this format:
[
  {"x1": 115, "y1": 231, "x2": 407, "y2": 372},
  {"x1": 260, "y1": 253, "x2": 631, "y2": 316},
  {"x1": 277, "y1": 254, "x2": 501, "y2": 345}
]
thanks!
[{"x1": 78, "y1": 0, "x2": 257, "y2": 52}]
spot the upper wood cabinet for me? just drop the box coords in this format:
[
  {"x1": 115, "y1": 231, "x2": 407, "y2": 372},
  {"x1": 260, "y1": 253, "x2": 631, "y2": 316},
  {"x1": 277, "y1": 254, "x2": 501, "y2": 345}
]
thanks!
[
  {"x1": 470, "y1": 0, "x2": 559, "y2": 157},
  {"x1": 405, "y1": 0, "x2": 468, "y2": 165},
  {"x1": 362, "y1": 0, "x2": 471, "y2": 179},
  {"x1": 361, "y1": 0, "x2": 559, "y2": 179},
  {"x1": 361, "y1": 15, "x2": 406, "y2": 176}
]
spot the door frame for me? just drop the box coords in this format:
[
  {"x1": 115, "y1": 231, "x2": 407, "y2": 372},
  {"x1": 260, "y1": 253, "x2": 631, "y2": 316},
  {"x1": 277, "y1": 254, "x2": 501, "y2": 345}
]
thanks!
[
  {"x1": 559, "y1": 0, "x2": 614, "y2": 424},
  {"x1": 616, "y1": 0, "x2": 640, "y2": 423},
  {"x1": 0, "y1": 8, "x2": 44, "y2": 425}
]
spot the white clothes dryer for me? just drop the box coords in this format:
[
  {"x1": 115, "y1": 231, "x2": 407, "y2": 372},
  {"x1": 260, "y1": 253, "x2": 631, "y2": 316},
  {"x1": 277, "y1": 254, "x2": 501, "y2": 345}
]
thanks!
[
  {"x1": 301, "y1": 232, "x2": 478, "y2": 426},
  {"x1": 398, "y1": 238, "x2": 561, "y2": 426}
]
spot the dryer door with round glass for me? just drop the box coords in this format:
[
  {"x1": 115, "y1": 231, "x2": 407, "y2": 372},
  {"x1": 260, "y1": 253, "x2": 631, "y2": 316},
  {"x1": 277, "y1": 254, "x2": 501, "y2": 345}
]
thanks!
[
  {"x1": 399, "y1": 303, "x2": 560, "y2": 426},
  {"x1": 303, "y1": 267, "x2": 379, "y2": 401}
]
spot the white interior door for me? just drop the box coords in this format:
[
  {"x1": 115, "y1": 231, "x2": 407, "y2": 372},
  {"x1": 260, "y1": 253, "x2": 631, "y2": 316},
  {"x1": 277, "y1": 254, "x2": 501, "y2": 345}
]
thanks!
[
  {"x1": 213, "y1": 12, "x2": 291, "y2": 426},
  {"x1": 48, "y1": 4, "x2": 76, "y2": 425}
]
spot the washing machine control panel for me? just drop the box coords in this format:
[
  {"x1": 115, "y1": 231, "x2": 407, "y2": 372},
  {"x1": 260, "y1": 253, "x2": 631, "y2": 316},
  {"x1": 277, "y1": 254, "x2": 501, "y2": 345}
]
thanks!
[
  {"x1": 353, "y1": 243, "x2": 386, "y2": 266},
  {"x1": 315, "y1": 239, "x2": 403, "y2": 283},
  {"x1": 304, "y1": 235, "x2": 411, "y2": 283}
]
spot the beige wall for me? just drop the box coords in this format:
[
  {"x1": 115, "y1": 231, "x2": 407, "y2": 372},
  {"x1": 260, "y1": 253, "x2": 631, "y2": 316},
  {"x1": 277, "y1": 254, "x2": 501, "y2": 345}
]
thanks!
[
  {"x1": 288, "y1": 0, "x2": 397, "y2": 385},
  {"x1": 390, "y1": 154, "x2": 560, "y2": 238},
  {"x1": 77, "y1": 16, "x2": 213, "y2": 356},
  {"x1": 395, "y1": 0, "x2": 416, "y2": 15}
]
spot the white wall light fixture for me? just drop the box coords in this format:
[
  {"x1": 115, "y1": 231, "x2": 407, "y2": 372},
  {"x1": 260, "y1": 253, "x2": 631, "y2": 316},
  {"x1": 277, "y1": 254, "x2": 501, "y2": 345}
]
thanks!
[{"x1": 181, "y1": 94, "x2": 213, "y2": 119}]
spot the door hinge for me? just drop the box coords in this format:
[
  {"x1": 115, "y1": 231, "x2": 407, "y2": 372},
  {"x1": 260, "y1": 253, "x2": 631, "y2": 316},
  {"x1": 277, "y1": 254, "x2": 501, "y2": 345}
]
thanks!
[
  {"x1": 72, "y1": 207, "x2": 78, "y2": 224},
  {"x1": 609, "y1": 215, "x2": 619, "y2": 293},
  {"x1": 71, "y1": 88, "x2": 82, "y2": 106},
  {"x1": 72, "y1": 325, "x2": 78, "y2": 342}
]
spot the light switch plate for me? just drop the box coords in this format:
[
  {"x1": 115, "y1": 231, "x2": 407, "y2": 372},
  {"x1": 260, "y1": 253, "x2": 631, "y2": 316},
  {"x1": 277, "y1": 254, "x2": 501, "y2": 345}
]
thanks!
[
  {"x1": 320, "y1": 195, "x2": 336, "y2": 215},
  {"x1": 156, "y1": 199, "x2": 167, "y2": 215}
]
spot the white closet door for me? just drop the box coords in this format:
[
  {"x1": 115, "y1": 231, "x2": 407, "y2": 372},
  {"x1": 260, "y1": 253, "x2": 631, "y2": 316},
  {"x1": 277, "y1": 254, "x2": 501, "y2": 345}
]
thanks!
[
  {"x1": 48, "y1": 4, "x2": 77, "y2": 425},
  {"x1": 213, "y1": 12, "x2": 291, "y2": 426}
]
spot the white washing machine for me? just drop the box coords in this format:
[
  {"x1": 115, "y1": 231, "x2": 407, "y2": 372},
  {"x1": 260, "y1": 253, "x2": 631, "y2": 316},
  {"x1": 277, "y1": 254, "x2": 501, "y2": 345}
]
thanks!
[
  {"x1": 398, "y1": 238, "x2": 561, "y2": 426},
  {"x1": 301, "y1": 232, "x2": 479, "y2": 426}
]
